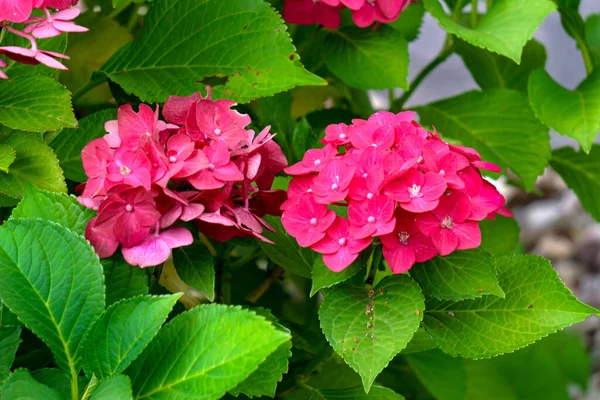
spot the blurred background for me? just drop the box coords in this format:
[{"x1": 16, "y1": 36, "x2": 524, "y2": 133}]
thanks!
[{"x1": 370, "y1": 1, "x2": 600, "y2": 398}]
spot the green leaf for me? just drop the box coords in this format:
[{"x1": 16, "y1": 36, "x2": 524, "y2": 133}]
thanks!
[
  {"x1": 401, "y1": 327, "x2": 437, "y2": 354},
  {"x1": 587, "y1": 14, "x2": 600, "y2": 65},
  {"x1": 323, "y1": 26, "x2": 409, "y2": 90},
  {"x1": 0, "y1": 327, "x2": 21, "y2": 384},
  {"x1": 311, "y1": 253, "x2": 365, "y2": 297},
  {"x1": 11, "y1": 185, "x2": 94, "y2": 235},
  {"x1": 456, "y1": 40, "x2": 547, "y2": 92},
  {"x1": 0, "y1": 144, "x2": 16, "y2": 173},
  {"x1": 289, "y1": 385, "x2": 405, "y2": 400},
  {"x1": 423, "y1": 255, "x2": 596, "y2": 359},
  {"x1": 416, "y1": 89, "x2": 550, "y2": 190},
  {"x1": 126, "y1": 304, "x2": 290, "y2": 399},
  {"x1": 424, "y1": 0, "x2": 555, "y2": 63},
  {"x1": 410, "y1": 249, "x2": 504, "y2": 301},
  {"x1": 389, "y1": 2, "x2": 426, "y2": 42},
  {"x1": 173, "y1": 242, "x2": 215, "y2": 302},
  {"x1": 405, "y1": 350, "x2": 467, "y2": 400},
  {"x1": 0, "y1": 75, "x2": 76, "y2": 132},
  {"x1": 0, "y1": 132, "x2": 67, "y2": 199},
  {"x1": 229, "y1": 331, "x2": 292, "y2": 398},
  {"x1": 102, "y1": 256, "x2": 149, "y2": 306},
  {"x1": 550, "y1": 145, "x2": 600, "y2": 221},
  {"x1": 82, "y1": 294, "x2": 180, "y2": 380},
  {"x1": 259, "y1": 215, "x2": 315, "y2": 278},
  {"x1": 90, "y1": 376, "x2": 133, "y2": 400},
  {"x1": 319, "y1": 275, "x2": 425, "y2": 392},
  {"x1": 528, "y1": 68, "x2": 600, "y2": 153},
  {"x1": 31, "y1": 368, "x2": 75, "y2": 400},
  {"x1": 0, "y1": 369, "x2": 63, "y2": 400},
  {"x1": 50, "y1": 109, "x2": 118, "y2": 182},
  {"x1": 480, "y1": 216, "x2": 520, "y2": 255},
  {"x1": 100, "y1": 0, "x2": 325, "y2": 103},
  {"x1": 0, "y1": 219, "x2": 105, "y2": 374}
]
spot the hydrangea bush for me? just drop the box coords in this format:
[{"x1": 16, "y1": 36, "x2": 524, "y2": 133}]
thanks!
[{"x1": 0, "y1": 0, "x2": 599, "y2": 399}]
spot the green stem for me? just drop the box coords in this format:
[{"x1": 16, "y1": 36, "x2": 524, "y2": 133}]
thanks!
[
  {"x1": 299, "y1": 347, "x2": 333, "y2": 381},
  {"x1": 70, "y1": 368, "x2": 78, "y2": 400},
  {"x1": 392, "y1": 43, "x2": 454, "y2": 111},
  {"x1": 486, "y1": 0, "x2": 494, "y2": 11},
  {"x1": 71, "y1": 76, "x2": 107, "y2": 103},
  {"x1": 108, "y1": 3, "x2": 129, "y2": 18},
  {"x1": 451, "y1": 0, "x2": 466, "y2": 21},
  {"x1": 470, "y1": 0, "x2": 478, "y2": 27},
  {"x1": 388, "y1": 87, "x2": 395, "y2": 107},
  {"x1": 575, "y1": 35, "x2": 595, "y2": 75}
]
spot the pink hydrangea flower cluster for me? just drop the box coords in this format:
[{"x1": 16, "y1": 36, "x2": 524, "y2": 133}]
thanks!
[
  {"x1": 281, "y1": 111, "x2": 512, "y2": 273},
  {"x1": 79, "y1": 88, "x2": 288, "y2": 268},
  {"x1": 283, "y1": 0, "x2": 417, "y2": 29},
  {"x1": 0, "y1": 0, "x2": 85, "y2": 79}
]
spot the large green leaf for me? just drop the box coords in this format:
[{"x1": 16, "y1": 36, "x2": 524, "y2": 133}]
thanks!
[
  {"x1": 423, "y1": 255, "x2": 596, "y2": 359},
  {"x1": 102, "y1": 256, "x2": 149, "y2": 306},
  {"x1": 550, "y1": 146, "x2": 600, "y2": 221},
  {"x1": 456, "y1": 40, "x2": 547, "y2": 92},
  {"x1": 0, "y1": 133, "x2": 67, "y2": 199},
  {"x1": 0, "y1": 369, "x2": 63, "y2": 400},
  {"x1": 311, "y1": 253, "x2": 365, "y2": 297},
  {"x1": 389, "y1": 2, "x2": 426, "y2": 42},
  {"x1": 289, "y1": 385, "x2": 406, "y2": 399},
  {"x1": 0, "y1": 327, "x2": 21, "y2": 384},
  {"x1": 259, "y1": 215, "x2": 315, "y2": 278},
  {"x1": 0, "y1": 145, "x2": 15, "y2": 173},
  {"x1": 401, "y1": 327, "x2": 438, "y2": 354},
  {"x1": 90, "y1": 375, "x2": 133, "y2": 400},
  {"x1": 82, "y1": 295, "x2": 180, "y2": 380},
  {"x1": 0, "y1": 219, "x2": 105, "y2": 375},
  {"x1": 126, "y1": 304, "x2": 290, "y2": 399},
  {"x1": 100, "y1": 0, "x2": 325, "y2": 103},
  {"x1": 323, "y1": 26, "x2": 408, "y2": 90},
  {"x1": 173, "y1": 242, "x2": 215, "y2": 302},
  {"x1": 230, "y1": 331, "x2": 292, "y2": 398},
  {"x1": 319, "y1": 275, "x2": 425, "y2": 392},
  {"x1": 410, "y1": 249, "x2": 504, "y2": 301},
  {"x1": 416, "y1": 89, "x2": 550, "y2": 190},
  {"x1": 424, "y1": 0, "x2": 555, "y2": 63},
  {"x1": 11, "y1": 185, "x2": 94, "y2": 235},
  {"x1": 50, "y1": 109, "x2": 118, "y2": 182},
  {"x1": 529, "y1": 68, "x2": 600, "y2": 153},
  {"x1": 479, "y1": 216, "x2": 520, "y2": 255},
  {"x1": 587, "y1": 14, "x2": 600, "y2": 65},
  {"x1": 0, "y1": 75, "x2": 76, "y2": 132},
  {"x1": 31, "y1": 368, "x2": 80, "y2": 400}
]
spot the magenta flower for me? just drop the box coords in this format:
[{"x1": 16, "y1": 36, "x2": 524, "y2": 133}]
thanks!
[
  {"x1": 380, "y1": 209, "x2": 437, "y2": 273},
  {"x1": 0, "y1": 0, "x2": 33, "y2": 22},
  {"x1": 385, "y1": 169, "x2": 446, "y2": 213},
  {"x1": 38, "y1": 0, "x2": 79, "y2": 9},
  {"x1": 311, "y1": 159, "x2": 355, "y2": 204},
  {"x1": 348, "y1": 195, "x2": 396, "y2": 239},
  {"x1": 421, "y1": 148, "x2": 466, "y2": 190},
  {"x1": 322, "y1": 123, "x2": 351, "y2": 146},
  {"x1": 188, "y1": 140, "x2": 243, "y2": 190},
  {"x1": 106, "y1": 148, "x2": 152, "y2": 190},
  {"x1": 281, "y1": 175, "x2": 315, "y2": 210},
  {"x1": 122, "y1": 227, "x2": 193, "y2": 268},
  {"x1": 192, "y1": 98, "x2": 251, "y2": 149},
  {"x1": 459, "y1": 167, "x2": 505, "y2": 221},
  {"x1": 0, "y1": 45, "x2": 68, "y2": 70},
  {"x1": 283, "y1": 0, "x2": 342, "y2": 29},
  {"x1": 311, "y1": 217, "x2": 371, "y2": 272},
  {"x1": 24, "y1": 7, "x2": 87, "y2": 39},
  {"x1": 81, "y1": 138, "x2": 113, "y2": 198},
  {"x1": 282, "y1": 194, "x2": 336, "y2": 247},
  {"x1": 349, "y1": 121, "x2": 395, "y2": 150},
  {"x1": 92, "y1": 186, "x2": 161, "y2": 248},
  {"x1": 284, "y1": 143, "x2": 337, "y2": 175},
  {"x1": 416, "y1": 192, "x2": 481, "y2": 256}
]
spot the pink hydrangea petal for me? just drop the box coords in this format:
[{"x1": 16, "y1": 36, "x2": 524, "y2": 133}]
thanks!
[
  {"x1": 85, "y1": 217, "x2": 119, "y2": 258},
  {"x1": 433, "y1": 191, "x2": 471, "y2": 223},
  {"x1": 341, "y1": 0, "x2": 366, "y2": 9},
  {"x1": 315, "y1": 2, "x2": 342, "y2": 28},
  {"x1": 52, "y1": 20, "x2": 88, "y2": 33},
  {"x1": 188, "y1": 170, "x2": 224, "y2": 190},
  {"x1": 415, "y1": 213, "x2": 440, "y2": 237},
  {"x1": 213, "y1": 162, "x2": 244, "y2": 182},
  {"x1": 322, "y1": 247, "x2": 359, "y2": 272},
  {"x1": 383, "y1": 244, "x2": 416, "y2": 274},
  {"x1": 311, "y1": 236, "x2": 340, "y2": 254},
  {"x1": 399, "y1": 197, "x2": 439, "y2": 213},
  {"x1": 159, "y1": 226, "x2": 194, "y2": 248},
  {"x1": 472, "y1": 160, "x2": 502, "y2": 173},
  {"x1": 122, "y1": 235, "x2": 171, "y2": 268},
  {"x1": 454, "y1": 221, "x2": 481, "y2": 250},
  {"x1": 0, "y1": 0, "x2": 33, "y2": 22},
  {"x1": 30, "y1": 22, "x2": 63, "y2": 39},
  {"x1": 431, "y1": 227, "x2": 458, "y2": 256},
  {"x1": 34, "y1": 52, "x2": 68, "y2": 70}
]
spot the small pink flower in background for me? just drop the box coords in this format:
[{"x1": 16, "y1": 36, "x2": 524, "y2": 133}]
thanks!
[
  {"x1": 24, "y1": 7, "x2": 87, "y2": 39},
  {"x1": 79, "y1": 88, "x2": 288, "y2": 268},
  {"x1": 283, "y1": 0, "x2": 341, "y2": 29},
  {"x1": 281, "y1": 109, "x2": 510, "y2": 273}
]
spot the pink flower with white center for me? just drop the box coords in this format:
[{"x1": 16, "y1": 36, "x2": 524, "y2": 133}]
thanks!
[
  {"x1": 0, "y1": 0, "x2": 33, "y2": 22},
  {"x1": 416, "y1": 191, "x2": 481, "y2": 256},
  {"x1": 281, "y1": 175, "x2": 315, "y2": 210},
  {"x1": 459, "y1": 167, "x2": 505, "y2": 221},
  {"x1": 282, "y1": 194, "x2": 336, "y2": 247},
  {"x1": 92, "y1": 186, "x2": 161, "y2": 248},
  {"x1": 311, "y1": 217, "x2": 371, "y2": 271},
  {"x1": 81, "y1": 138, "x2": 113, "y2": 198},
  {"x1": 395, "y1": 133, "x2": 426, "y2": 169},
  {"x1": 380, "y1": 209, "x2": 437, "y2": 273},
  {"x1": 187, "y1": 140, "x2": 243, "y2": 190},
  {"x1": 348, "y1": 195, "x2": 396, "y2": 239},
  {"x1": 385, "y1": 169, "x2": 446, "y2": 213},
  {"x1": 115, "y1": 104, "x2": 175, "y2": 151},
  {"x1": 420, "y1": 147, "x2": 467, "y2": 190},
  {"x1": 322, "y1": 123, "x2": 351, "y2": 146},
  {"x1": 349, "y1": 122, "x2": 395, "y2": 150},
  {"x1": 106, "y1": 148, "x2": 152, "y2": 190},
  {"x1": 348, "y1": 147, "x2": 385, "y2": 201},
  {"x1": 283, "y1": 0, "x2": 342, "y2": 29},
  {"x1": 122, "y1": 227, "x2": 193, "y2": 268},
  {"x1": 192, "y1": 98, "x2": 251, "y2": 149},
  {"x1": 312, "y1": 158, "x2": 355, "y2": 204},
  {"x1": 24, "y1": 7, "x2": 87, "y2": 39},
  {"x1": 284, "y1": 143, "x2": 337, "y2": 175}
]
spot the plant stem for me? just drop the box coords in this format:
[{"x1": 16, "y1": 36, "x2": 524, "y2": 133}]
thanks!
[
  {"x1": 392, "y1": 43, "x2": 454, "y2": 111},
  {"x1": 70, "y1": 368, "x2": 78, "y2": 400},
  {"x1": 451, "y1": 0, "x2": 466, "y2": 21},
  {"x1": 486, "y1": 0, "x2": 494, "y2": 11},
  {"x1": 576, "y1": 35, "x2": 595, "y2": 75},
  {"x1": 470, "y1": 0, "x2": 478, "y2": 27},
  {"x1": 299, "y1": 347, "x2": 333, "y2": 381},
  {"x1": 71, "y1": 77, "x2": 107, "y2": 103},
  {"x1": 108, "y1": 3, "x2": 129, "y2": 18},
  {"x1": 388, "y1": 87, "x2": 395, "y2": 107},
  {"x1": 246, "y1": 266, "x2": 284, "y2": 303}
]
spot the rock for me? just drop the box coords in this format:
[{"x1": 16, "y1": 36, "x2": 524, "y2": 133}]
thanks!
[{"x1": 533, "y1": 235, "x2": 575, "y2": 260}]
